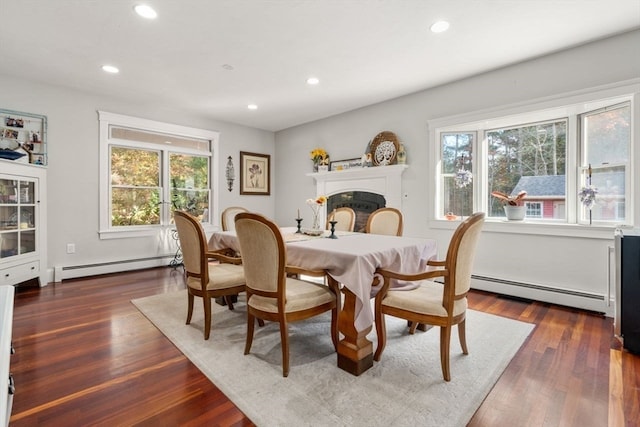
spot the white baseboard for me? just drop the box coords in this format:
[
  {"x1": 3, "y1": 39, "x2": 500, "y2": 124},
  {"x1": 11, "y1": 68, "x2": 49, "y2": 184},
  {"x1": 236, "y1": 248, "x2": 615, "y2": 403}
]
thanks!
[
  {"x1": 52, "y1": 255, "x2": 176, "y2": 283},
  {"x1": 470, "y1": 275, "x2": 613, "y2": 317}
]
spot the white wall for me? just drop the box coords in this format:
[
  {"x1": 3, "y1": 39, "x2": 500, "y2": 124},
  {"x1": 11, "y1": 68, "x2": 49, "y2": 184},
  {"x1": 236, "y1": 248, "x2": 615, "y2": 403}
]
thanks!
[
  {"x1": 0, "y1": 75, "x2": 275, "y2": 280},
  {"x1": 274, "y1": 30, "x2": 640, "y2": 315}
]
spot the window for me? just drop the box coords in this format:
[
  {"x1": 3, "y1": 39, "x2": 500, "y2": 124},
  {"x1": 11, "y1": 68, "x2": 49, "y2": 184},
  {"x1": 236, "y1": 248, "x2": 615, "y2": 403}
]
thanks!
[
  {"x1": 580, "y1": 103, "x2": 630, "y2": 223},
  {"x1": 111, "y1": 147, "x2": 161, "y2": 226},
  {"x1": 440, "y1": 132, "x2": 474, "y2": 217},
  {"x1": 99, "y1": 112, "x2": 220, "y2": 238},
  {"x1": 525, "y1": 202, "x2": 542, "y2": 218},
  {"x1": 487, "y1": 120, "x2": 566, "y2": 219},
  {"x1": 432, "y1": 87, "x2": 635, "y2": 228}
]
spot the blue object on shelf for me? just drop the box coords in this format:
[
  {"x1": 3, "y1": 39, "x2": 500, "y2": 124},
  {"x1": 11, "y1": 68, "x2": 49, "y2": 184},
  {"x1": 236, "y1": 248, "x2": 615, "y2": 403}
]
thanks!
[{"x1": 0, "y1": 150, "x2": 26, "y2": 160}]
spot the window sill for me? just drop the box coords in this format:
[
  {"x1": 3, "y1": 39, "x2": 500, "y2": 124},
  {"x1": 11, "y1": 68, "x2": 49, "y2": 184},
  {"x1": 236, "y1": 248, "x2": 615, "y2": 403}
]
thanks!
[
  {"x1": 99, "y1": 223, "x2": 219, "y2": 240},
  {"x1": 429, "y1": 218, "x2": 630, "y2": 240},
  {"x1": 99, "y1": 228, "x2": 160, "y2": 240}
]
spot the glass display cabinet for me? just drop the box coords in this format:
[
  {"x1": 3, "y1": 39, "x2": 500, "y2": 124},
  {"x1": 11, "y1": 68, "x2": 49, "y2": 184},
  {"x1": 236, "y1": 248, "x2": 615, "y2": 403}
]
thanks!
[{"x1": 0, "y1": 161, "x2": 46, "y2": 287}]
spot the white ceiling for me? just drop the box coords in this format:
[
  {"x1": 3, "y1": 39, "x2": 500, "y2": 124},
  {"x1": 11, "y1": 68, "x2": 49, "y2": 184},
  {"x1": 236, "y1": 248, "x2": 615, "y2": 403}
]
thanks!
[{"x1": 0, "y1": 1, "x2": 638, "y2": 132}]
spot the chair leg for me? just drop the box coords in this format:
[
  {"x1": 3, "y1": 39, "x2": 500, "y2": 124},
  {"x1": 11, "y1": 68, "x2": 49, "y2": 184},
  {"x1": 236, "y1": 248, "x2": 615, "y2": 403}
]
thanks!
[
  {"x1": 279, "y1": 320, "x2": 290, "y2": 377},
  {"x1": 409, "y1": 321, "x2": 418, "y2": 334},
  {"x1": 440, "y1": 326, "x2": 452, "y2": 382},
  {"x1": 186, "y1": 291, "x2": 194, "y2": 325},
  {"x1": 244, "y1": 313, "x2": 255, "y2": 355},
  {"x1": 373, "y1": 311, "x2": 387, "y2": 361},
  {"x1": 224, "y1": 295, "x2": 235, "y2": 310},
  {"x1": 458, "y1": 319, "x2": 468, "y2": 355},
  {"x1": 203, "y1": 295, "x2": 212, "y2": 340}
]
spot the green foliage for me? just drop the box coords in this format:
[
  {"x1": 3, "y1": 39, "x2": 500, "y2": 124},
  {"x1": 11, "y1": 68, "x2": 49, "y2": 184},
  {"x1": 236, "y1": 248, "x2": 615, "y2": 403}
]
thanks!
[
  {"x1": 111, "y1": 188, "x2": 160, "y2": 226},
  {"x1": 110, "y1": 149, "x2": 209, "y2": 226}
]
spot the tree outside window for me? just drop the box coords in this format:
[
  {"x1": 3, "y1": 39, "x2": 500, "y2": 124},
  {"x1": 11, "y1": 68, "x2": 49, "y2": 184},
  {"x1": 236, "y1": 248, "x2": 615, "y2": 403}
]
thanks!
[
  {"x1": 440, "y1": 132, "x2": 474, "y2": 217},
  {"x1": 170, "y1": 153, "x2": 210, "y2": 221},
  {"x1": 111, "y1": 147, "x2": 161, "y2": 226},
  {"x1": 487, "y1": 120, "x2": 567, "y2": 219}
]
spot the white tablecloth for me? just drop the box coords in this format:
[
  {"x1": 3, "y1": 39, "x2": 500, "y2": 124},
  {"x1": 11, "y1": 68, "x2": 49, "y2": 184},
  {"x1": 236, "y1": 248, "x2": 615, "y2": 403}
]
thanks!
[{"x1": 209, "y1": 227, "x2": 437, "y2": 332}]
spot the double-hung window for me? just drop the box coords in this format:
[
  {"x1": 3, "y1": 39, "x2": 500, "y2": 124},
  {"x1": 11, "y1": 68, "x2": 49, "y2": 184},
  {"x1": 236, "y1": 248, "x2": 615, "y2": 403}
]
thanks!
[
  {"x1": 99, "y1": 112, "x2": 219, "y2": 239},
  {"x1": 433, "y1": 86, "x2": 635, "y2": 229}
]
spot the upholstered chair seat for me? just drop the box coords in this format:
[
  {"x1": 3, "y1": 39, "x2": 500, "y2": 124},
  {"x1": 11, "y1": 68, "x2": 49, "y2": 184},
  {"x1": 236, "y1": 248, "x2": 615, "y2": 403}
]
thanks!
[
  {"x1": 380, "y1": 282, "x2": 468, "y2": 318},
  {"x1": 185, "y1": 263, "x2": 245, "y2": 291},
  {"x1": 248, "y1": 279, "x2": 336, "y2": 313}
]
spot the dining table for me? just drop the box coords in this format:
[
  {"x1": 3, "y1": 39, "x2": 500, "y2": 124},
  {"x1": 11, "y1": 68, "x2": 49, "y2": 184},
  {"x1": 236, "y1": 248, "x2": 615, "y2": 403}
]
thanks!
[{"x1": 208, "y1": 226, "x2": 437, "y2": 375}]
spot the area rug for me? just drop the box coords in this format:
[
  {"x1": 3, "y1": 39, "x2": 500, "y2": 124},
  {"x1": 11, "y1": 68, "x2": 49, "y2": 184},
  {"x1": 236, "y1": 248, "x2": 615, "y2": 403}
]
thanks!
[{"x1": 132, "y1": 291, "x2": 534, "y2": 427}]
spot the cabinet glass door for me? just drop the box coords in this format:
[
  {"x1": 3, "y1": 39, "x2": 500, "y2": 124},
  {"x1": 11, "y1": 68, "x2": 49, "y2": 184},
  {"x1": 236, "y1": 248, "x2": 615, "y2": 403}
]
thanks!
[{"x1": 0, "y1": 178, "x2": 36, "y2": 258}]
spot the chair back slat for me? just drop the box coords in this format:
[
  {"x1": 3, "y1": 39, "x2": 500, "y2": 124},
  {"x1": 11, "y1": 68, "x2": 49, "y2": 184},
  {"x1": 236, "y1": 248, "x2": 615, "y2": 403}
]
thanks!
[
  {"x1": 327, "y1": 207, "x2": 355, "y2": 232},
  {"x1": 445, "y1": 213, "x2": 485, "y2": 297},
  {"x1": 366, "y1": 207, "x2": 403, "y2": 236},
  {"x1": 221, "y1": 206, "x2": 248, "y2": 231},
  {"x1": 174, "y1": 211, "x2": 207, "y2": 279},
  {"x1": 235, "y1": 213, "x2": 285, "y2": 296}
]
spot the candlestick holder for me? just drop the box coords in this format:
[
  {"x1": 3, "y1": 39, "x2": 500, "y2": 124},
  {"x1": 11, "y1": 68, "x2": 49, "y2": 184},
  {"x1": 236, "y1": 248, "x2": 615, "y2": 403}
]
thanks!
[
  {"x1": 327, "y1": 220, "x2": 338, "y2": 239},
  {"x1": 295, "y1": 218, "x2": 303, "y2": 233}
]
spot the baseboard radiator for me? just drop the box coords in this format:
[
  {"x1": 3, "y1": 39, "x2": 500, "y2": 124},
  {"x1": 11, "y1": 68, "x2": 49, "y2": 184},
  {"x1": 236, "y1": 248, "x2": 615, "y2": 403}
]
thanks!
[
  {"x1": 53, "y1": 255, "x2": 175, "y2": 282},
  {"x1": 469, "y1": 274, "x2": 611, "y2": 316}
]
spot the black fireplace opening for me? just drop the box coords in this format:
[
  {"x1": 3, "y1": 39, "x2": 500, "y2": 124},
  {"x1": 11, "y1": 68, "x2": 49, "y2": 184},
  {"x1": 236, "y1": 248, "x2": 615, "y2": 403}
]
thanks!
[{"x1": 327, "y1": 191, "x2": 386, "y2": 232}]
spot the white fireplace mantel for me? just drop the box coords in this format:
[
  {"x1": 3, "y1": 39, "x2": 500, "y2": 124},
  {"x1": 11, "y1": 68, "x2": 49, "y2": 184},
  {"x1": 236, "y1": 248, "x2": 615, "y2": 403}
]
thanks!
[{"x1": 306, "y1": 164, "x2": 408, "y2": 208}]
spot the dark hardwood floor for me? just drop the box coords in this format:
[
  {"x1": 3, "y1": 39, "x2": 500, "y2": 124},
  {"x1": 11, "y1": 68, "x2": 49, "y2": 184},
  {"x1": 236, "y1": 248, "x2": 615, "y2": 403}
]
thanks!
[{"x1": 7, "y1": 267, "x2": 639, "y2": 426}]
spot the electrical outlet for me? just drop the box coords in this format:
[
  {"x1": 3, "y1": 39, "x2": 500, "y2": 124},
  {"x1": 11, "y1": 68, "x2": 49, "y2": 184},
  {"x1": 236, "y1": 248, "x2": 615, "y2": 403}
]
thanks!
[{"x1": 66, "y1": 243, "x2": 76, "y2": 254}]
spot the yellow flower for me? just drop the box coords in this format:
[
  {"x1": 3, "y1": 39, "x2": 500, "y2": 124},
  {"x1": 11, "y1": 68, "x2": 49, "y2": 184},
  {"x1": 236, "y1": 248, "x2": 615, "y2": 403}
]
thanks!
[
  {"x1": 306, "y1": 195, "x2": 327, "y2": 206},
  {"x1": 310, "y1": 148, "x2": 328, "y2": 163}
]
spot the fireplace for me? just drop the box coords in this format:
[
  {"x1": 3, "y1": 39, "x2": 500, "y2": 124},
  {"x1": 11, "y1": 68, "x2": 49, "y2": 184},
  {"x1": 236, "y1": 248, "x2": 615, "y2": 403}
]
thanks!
[
  {"x1": 327, "y1": 192, "x2": 385, "y2": 232},
  {"x1": 308, "y1": 164, "x2": 408, "y2": 230}
]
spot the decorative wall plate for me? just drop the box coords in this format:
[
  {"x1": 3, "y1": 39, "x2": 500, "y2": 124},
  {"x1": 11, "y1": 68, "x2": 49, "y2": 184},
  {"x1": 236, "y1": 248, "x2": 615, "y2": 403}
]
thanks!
[{"x1": 370, "y1": 131, "x2": 399, "y2": 166}]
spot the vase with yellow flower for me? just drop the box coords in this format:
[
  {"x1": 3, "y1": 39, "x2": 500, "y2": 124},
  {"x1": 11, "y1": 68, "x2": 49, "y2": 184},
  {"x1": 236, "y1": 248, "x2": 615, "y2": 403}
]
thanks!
[
  {"x1": 310, "y1": 148, "x2": 328, "y2": 173},
  {"x1": 306, "y1": 195, "x2": 327, "y2": 231}
]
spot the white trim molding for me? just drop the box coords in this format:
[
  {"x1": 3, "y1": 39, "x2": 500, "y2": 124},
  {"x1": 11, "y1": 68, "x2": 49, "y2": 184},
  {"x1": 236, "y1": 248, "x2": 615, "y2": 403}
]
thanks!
[{"x1": 307, "y1": 165, "x2": 408, "y2": 208}]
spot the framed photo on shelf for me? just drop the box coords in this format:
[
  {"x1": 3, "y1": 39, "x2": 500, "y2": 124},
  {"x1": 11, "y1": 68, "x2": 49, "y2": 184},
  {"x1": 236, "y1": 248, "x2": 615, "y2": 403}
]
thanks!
[
  {"x1": 240, "y1": 151, "x2": 271, "y2": 195},
  {"x1": 330, "y1": 158, "x2": 362, "y2": 171}
]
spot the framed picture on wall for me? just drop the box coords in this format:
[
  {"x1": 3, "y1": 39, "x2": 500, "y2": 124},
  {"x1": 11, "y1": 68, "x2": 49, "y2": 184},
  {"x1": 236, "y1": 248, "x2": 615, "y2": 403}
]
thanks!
[{"x1": 240, "y1": 151, "x2": 271, "y2": 195}]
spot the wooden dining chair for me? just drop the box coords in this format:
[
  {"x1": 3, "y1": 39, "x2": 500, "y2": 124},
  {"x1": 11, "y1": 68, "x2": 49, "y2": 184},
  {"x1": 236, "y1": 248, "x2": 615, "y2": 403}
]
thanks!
[
  {"x1": 373, "y1": 212, "x2": 485, "y2": 381},
  {"x1": 234, "y1": 212, "x2": 340, "y2": 377},
  {"x1": 174, "y1": 210, "x2": 246, "y2": 340},
  {"x1": 365, "y1": 207, "x2": 403, "y2": 236},
  {"x1": 326, "y1": 207, "x2": 356, "y2": 232},
  {"x1": 221, "y1": 206, "x2": 248, "y2": 231}
]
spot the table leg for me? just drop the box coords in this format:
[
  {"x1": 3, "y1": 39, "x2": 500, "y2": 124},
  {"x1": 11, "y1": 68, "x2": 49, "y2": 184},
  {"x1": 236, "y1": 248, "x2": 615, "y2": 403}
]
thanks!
[{"x1": 337, "y1": 287, "x2": 373, "y2": 375}]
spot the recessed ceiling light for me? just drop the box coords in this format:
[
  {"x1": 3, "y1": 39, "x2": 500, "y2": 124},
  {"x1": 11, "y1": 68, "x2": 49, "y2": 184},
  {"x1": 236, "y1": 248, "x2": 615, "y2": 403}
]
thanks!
[
  {"x1": 306, "y1": 77, "x2": 320, "y2": 85},
  {"x1": 247, "y1": 104, "x2": 258, "y2": 110},
  {"x1": 430, "y1": 20, "x2": 450, "y2": 33},
  {"x1": 102, "y1": 65, "x2": 119, "y2": 74},
  {"x1": 222, "y1": 64, "x2": 234, "y2": 70},
  {"x1": 134, "y1": 4, "x2": 158, "y2": 19}
]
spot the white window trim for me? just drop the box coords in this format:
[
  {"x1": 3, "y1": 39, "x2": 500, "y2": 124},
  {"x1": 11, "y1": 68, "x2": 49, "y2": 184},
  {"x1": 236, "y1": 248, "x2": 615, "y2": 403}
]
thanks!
[
  {"x1": 98, "y1": 111, "x2": 220, "y2": 239},
  {"x1": 427, "y1": 79, "x2": 639, "y2": 239}
]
